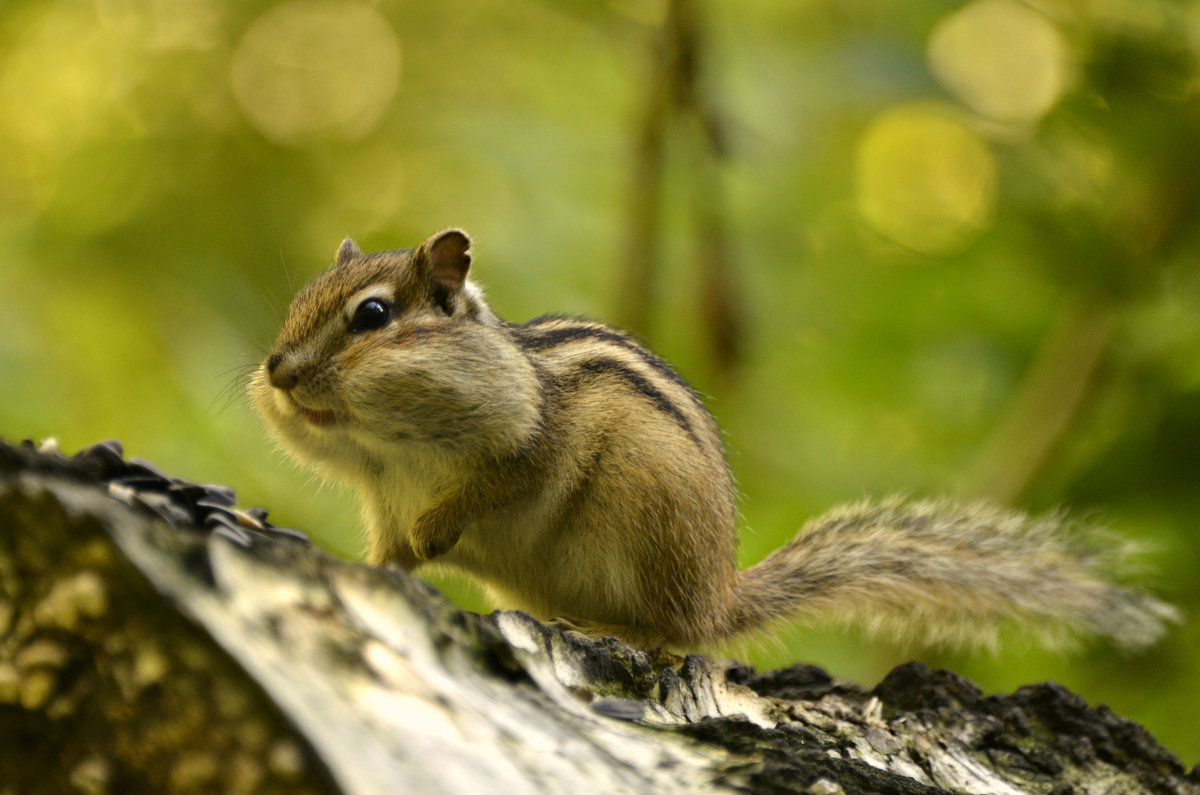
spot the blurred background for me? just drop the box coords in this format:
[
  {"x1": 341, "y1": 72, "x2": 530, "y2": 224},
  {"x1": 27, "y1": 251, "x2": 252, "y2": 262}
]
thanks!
[{"x1": 1, "y1": 0, "x2": 1198, "y2": 763}]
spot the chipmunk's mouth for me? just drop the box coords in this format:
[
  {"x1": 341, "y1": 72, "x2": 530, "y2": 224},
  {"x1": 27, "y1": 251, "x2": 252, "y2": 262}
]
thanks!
[
  {"x1": 303, "y1": 409, "x2": 338, "y2": 427},
  {"x1": 286, "y1": 394, "x2": 339, "y2": 427}
]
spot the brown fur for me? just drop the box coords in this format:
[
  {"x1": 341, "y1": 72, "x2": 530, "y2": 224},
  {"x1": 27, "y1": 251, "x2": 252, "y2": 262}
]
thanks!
[{"x1": 251, "y1": 230, "x2": 1178, "y2": 650}]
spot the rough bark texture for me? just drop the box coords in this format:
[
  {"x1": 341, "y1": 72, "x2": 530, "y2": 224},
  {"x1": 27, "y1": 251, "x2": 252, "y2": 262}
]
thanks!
[{"x1": 1, "y1": 439, "x2": 1196, "y2": 795}]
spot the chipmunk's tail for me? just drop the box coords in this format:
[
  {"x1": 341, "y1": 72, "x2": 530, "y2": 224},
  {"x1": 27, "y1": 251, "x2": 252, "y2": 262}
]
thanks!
[{"x1": 730, "y1": 497, "x2": 1180, "y2": 649}]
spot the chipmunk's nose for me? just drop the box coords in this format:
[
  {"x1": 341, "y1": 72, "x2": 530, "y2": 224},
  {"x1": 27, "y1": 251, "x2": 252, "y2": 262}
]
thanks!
[{"x1": 266, "y1": 352, "x2": 299, "y2": 390}]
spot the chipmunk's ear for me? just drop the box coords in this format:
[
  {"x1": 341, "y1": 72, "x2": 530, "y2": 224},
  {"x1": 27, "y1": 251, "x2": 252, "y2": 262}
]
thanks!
[
  {"x1": 423, "y1": 229, "x2": 472, "y2": 295},
  {"x1": 335, "y1": 238, "x2": 362, "y2": 266}
]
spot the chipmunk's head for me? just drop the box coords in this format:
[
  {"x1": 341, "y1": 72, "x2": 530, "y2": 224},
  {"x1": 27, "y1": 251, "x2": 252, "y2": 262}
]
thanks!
[{"x1": 251, "y1": 229, "x2": 540, "y2": 477}]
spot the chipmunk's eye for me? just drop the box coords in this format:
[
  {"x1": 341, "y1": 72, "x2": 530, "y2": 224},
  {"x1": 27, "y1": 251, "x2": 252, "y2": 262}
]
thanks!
[{"x1": 348, "y1": 298, "x2": 391, "y2": 333}]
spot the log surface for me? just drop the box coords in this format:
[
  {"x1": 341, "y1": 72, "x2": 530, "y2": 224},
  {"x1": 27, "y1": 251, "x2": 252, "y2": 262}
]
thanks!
[{"x1": 1, "y1": 439, "x2": 1195, "y2": 794}]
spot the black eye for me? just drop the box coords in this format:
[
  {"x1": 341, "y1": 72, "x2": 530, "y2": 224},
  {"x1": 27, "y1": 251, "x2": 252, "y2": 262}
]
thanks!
[{"x1": 348, "y1": 298, "x2": 392, "y2": 333}]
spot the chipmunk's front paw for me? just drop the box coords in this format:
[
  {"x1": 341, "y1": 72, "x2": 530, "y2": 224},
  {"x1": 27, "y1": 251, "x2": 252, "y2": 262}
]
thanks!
[
  {"x1": 410, "y1": 509, "x2": 462, "y2": 561},
  {"x1": 367, "y1": 538, "x2": 419, "y2": 571}
]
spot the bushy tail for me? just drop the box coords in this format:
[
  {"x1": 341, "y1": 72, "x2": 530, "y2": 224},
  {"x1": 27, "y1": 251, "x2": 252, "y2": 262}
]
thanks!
[{"x1": 731, "y1": 497, "x2": 1180, "y2": 649}]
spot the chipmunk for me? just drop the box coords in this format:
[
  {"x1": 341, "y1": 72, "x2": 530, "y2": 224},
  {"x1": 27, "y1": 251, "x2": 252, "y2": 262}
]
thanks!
[{"x1": 251, "y1": 229, "x2": 1178, "y2": 649}]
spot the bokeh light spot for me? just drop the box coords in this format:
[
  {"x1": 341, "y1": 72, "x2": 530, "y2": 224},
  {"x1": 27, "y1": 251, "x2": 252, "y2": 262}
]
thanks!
[
  {"x1": 231, "y1": 0, "x2": 401, "y2": 146},
  {"x1": 928, "y1": 0, "x2": 1067, "y2": 126},
  {"x1": 855, "y1": 104, "x2": 997, "y2": 256}
]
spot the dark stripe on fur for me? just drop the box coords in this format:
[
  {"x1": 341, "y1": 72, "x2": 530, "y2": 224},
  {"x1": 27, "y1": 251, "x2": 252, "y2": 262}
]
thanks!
[
  {"x1": 566, "y1": 356, "x2": 700, "y2": 446},
  {"x1": 515, "y1": 317, "x2": 695, "y2": 396}
]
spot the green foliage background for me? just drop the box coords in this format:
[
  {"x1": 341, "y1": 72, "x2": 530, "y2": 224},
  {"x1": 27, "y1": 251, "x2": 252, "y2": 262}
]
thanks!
[{"x1": 1, "y1": 0, "x2": 1197, "y2": 764}]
